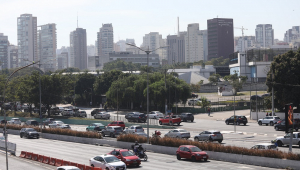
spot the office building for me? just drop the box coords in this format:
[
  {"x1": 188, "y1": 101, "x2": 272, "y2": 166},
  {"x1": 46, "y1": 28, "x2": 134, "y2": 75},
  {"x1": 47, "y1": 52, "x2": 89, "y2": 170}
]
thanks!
[
  {"x1": 109, "y1": 51, "x2": 160, "y2": 67},
  {"x1": 57, "y1": 52, "x2": 68, "y2": 70},
  {"x1": 0, "y1": 33, "x2": 9, "y2": 69},
  {"x1": 37, "y1": 23, "x2": 57, "y2": 72},
  {"x1": 234, "y1": 36, "x2": 255, "y2": 52},
  {"x1": 8, "y1": 45, "x2": 18, "y2": 69},
  {"x1": 97, "y1": 24, "x2": 114, "y2": 65},
  {"x1": 87, "y1": 44, "x2": 96, "y2": 57},
  {"x1": 284, "y1": 26, "x2": 300, "y2": 43},
  {"x1": 207, "y1": 18, "x2": 234, "y2": 60},
  {"x1": 255, "y1": 24, "x2": 274, "y2": 48},
  {"x1": 142, "y1": 32, "x2": 165, "y2": 62},
  {"x1": 17, "y1": 14, "x2": 38, "y2": 66},
  {"x1": 185, "y1": 23, "x2": 204, "y2": 63},
  {"x1": 167, "y1": 32, "x2": 186, "y2": 65},
  {"x1": 88, "y1": 56, "x2": 100, "y2": 71},
  {"x1": 70, "y1": 28, "x2": 87, "y2": 70}
]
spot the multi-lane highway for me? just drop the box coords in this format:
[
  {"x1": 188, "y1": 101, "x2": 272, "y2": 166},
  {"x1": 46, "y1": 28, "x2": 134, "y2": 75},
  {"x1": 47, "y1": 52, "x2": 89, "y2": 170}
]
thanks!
[{"x1": 2, "y1": 134, "x2": 282, "y2": 170}]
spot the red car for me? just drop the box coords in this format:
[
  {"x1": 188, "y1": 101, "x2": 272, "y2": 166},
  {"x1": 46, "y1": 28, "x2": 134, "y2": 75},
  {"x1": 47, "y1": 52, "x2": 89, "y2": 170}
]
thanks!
[
  {"x1": 176, "y1": 145, "x2": 209, "y2": 162},
  {"x1": 107, "y1": 121, "x2": 125, "y2": 129},
  {"x1": 108, "y1": 149, "x2": 141, "y2": 167}
]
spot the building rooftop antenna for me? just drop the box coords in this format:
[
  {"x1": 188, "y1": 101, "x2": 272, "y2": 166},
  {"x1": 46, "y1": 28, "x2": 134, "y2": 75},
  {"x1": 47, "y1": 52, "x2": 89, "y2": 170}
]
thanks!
[{"x1": 77, "y1": 12, "x2": 78, "y2": 28}]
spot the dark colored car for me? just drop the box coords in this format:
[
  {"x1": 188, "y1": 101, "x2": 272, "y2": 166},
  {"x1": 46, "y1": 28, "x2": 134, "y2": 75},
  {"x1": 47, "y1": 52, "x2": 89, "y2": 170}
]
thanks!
[
  {"x1": 107, "y1": 121, "x2": 126, "y2": 129},
  {"x1": 20, "y1": 128, "x2": 39, "y2": 139},
  {"x1": 194, "y1": 130, "x2": 223, "y2": 143},
  {"x1": 3, "y1": 103, "x2": 11, "y2": 110},
  {"x1": 108, "y1": 149, "x2": 141, "y2": 167},
  {"x1": 126, "y1": 113, "x2": 147, "y2": 123},
  {"x1": 25, "y1": 120, "x2": 39, "y2": 126},
  {"x1": 0, "y1": 119, "x2": 7, "y2": 124},
  {"x1": 225, "y1": 115, "x2": 248, "y2": 125},
  {"x1": 91, "y1": 108, "x2": 106, "y2": 116},
  {"x1": 176, "y1": 145, "x2": 208, "y2": 162},
  {"x1": 179, "y1": 113, "x2": 194, "y2": 122},
  {"x1": 274, "y1": 119, "x2": 300, "y2": 131},
  {"x1": 101, "y1": 126, "x2": 123, "y2": 138},
  {"x1": 50, "y1": 107, "x2": 60, "y2": 115},
  {"x1": 43, "y1": 118, "x2": 55, "y2": 125}
]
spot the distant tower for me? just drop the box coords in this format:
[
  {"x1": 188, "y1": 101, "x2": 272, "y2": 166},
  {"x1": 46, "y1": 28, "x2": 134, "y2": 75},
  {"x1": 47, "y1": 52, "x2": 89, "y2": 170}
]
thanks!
[{"x1": 177, "y1": 17, "x2": 179, "y2": 36}]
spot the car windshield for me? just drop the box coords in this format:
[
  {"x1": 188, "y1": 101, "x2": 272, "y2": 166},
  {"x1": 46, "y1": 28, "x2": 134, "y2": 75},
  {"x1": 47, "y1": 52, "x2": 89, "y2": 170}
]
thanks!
[
  {"x1": 26, "y1": 128, "x2": 35, "y2": 132},
  {"x1": 267, "y1": 145, "x2": 277, "y2": 149},
  {"x1": 121, "y1": 151, "x2": 135, "y2": 156},
  {"x1": 190, "y1": 147, "x2": 202, "y2": 152},
  {"x1": 57, "y1": 121, "x2": 63, "y2": 124},
  {"x1": 213, "y1": 132, "x2": 221, "y2": 134},
  {"x1": 104, "y1": 156, "x2": 120, "y2": 163},
  {"x1": 179, "y1": 130, "x2": 187, "y2": 132},
  {"x1": 95, "y1": 123, "x2": 104, "y2": 126},
  {"x1": 187, "y1": 114, "x2": 193, "y2": 117},
  {"x1": 274, "y1": 117, "x2": 280, "y2": 119},
  {"x1": 135, "y1": 127, "x2": 142, "y2": 129}
]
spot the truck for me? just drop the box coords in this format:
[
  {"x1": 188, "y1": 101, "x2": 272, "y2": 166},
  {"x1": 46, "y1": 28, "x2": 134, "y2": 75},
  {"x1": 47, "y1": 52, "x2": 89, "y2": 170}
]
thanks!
[
  {"x1": 159, "y1": 115, "x2": 181, "y2": 126},
  {"x1": 273, "y1": 132, "x2": 300, "y2": 147}
]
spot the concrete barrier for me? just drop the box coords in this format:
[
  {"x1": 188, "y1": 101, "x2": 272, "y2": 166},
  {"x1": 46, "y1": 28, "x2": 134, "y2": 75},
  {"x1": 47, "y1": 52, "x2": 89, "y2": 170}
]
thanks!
[{"x1": 0, "y1": 140, "x2": 16, "y2": 155}]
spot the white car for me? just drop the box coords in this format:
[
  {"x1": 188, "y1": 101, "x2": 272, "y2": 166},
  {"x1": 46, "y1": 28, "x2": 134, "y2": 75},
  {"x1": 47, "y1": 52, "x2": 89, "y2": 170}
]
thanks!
[
  {"x1": 57, "y1": 166, "x2": 80, "y2": 170},
  {"x1": 58, "y1": 107, "x2": 65, "y2": 113},
  {"x1": 89, "y1": 154, "x2": 126, "y2": 170},
  {"x1": 94, "y1": 112, "x2": 110, "y2": 119},
  {"x1": 58, "y1": 124, "x2": 71, "y2": 129},
  {"x1": 124, "y1": 125, "x2": 144, "y2": 134},
  {"x1": 49, "y1": 121, "x2": 65, "y2": 128},
  {"x1": 251, "y1": 143, "x2": 278, "y2": 151},
  {"x1": 8, "y1": 118, "x2": 21, "y2": 125},
  {"x1": 188, "y1": 99, "x2": 201, "y2": 106},
  {"x1": 61, "y1": 109, "x2": 74, "y2": 116},
  {"x1": 258, "y1": 116, "x2": 281, "y2": 126},
  {"x1": 148, "y1": 111, "x2": 164, "y2": 119},
  {"x1": 164, "y1": 129, "x2": 191, "y2": 139}
]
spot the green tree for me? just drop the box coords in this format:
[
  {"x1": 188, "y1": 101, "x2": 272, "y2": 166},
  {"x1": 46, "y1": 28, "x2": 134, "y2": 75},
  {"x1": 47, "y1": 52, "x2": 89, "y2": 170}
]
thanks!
[
  {"x1": 266, "y1": 49, "x2": 300, "y2": 111},
  {"x1": 94, "y1": 70, "x2": 125, "y2": 96},
  {"x1": 103, "y1": 59, "x2": 141, "y2": 72},
  {"x1": 208, "y1": 74, "x2": 221, "y2": 85},
  {"x1": 190, "y1": 80, "x2": 204, "y2": 92},
  {"x1": 224, "y1": 72, "x2": 247, "y2": 95}
]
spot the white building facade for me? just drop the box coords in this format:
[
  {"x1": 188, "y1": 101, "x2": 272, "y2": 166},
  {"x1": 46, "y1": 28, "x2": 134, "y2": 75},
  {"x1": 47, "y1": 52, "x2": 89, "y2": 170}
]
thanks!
[
  {"x1": 185, "y1": 23, "x2": 204, "y2": 63},
  {"x1": 97, "y1": 24, "x2": 114, "y2": 66},
  {"x1": 255, "y1": 24, "x2": 274, "y2": 48}
]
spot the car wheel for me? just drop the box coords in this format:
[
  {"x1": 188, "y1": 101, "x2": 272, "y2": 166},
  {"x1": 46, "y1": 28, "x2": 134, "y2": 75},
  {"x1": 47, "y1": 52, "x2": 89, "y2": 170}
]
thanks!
[
  {"x1": 194, "y1": 137, "x2": 199, "y2": 142},
  {"x1": 144, "y1": 154, "x2": 148, "y2": 161},
  {"x1": 91, "y1": 164, "x2": 94, "y2": 167},
  {"x1": 191, "y1": 156, "x2": 196, "y2": 162},
  {"x1": 218, "y1": 140, "x2": 222, "y2": 143},
  {"x1": 295, "y1": 128, "x2": 299, "y2": 132},
  {"x1": 20, "y1": 134, "x2": 23, "y2": 138},
  {"x1": 177, "y1": 154, "x2": 181, "y2": 160},
  {"x1": 159, "y1": 121, "x2": 162, "y2": 125},
  {"x1": 277, "y1": 140, "x2": 283, "y2": 147},
  {"x1": 258, "y1": 121, "x2": 262, "y2": 125},
  {"x1": 102, "y1": 132, "x2": 105, "y2": 137},
  {"x1": 266, "y1": 123, "x2": 269, "y2": 126},
  {"x1": 208, "y1": 137, "x2": 213, "y2": 142},
  {"x1": 37, "y1": 136, "x2": 39, "y2": 139},
  {"x1": 105, "y1": 168, "x2": 109, "y2": 170},
  {"x1": 275, "y1": 127, "x2": 279, "y2": 131},
  {"x1": 204, "y1": 158, "x2": 208, "y2": 162},
  {"x1": 170, "y1": 121, "x2": 173, "y2": 126},
  {"x1": 177, "y1": 122, "x2": 180, "y2": 126},
  {"x1": 226, "y1": 121, "x2": 229, "y2": 125},
  {"x1": 244, "y1": 123, "x2": 246, "y2": 126},
  {"x1": 191, "y1": 119, "x2": 194, "y2": 122},
  {"x1": 183, "y1": 118, "x2": 187, "y2": 122},
  {"x1": 270, "y1": 122, "x2": 274, "y2": 126}
]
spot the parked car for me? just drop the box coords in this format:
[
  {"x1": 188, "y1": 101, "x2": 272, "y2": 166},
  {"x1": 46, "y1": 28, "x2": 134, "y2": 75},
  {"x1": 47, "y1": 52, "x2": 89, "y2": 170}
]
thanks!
[
  {"x1": 125, "y1": 112, "x2": 147, "y2": 123},
  {"x1": 273, "y1": 132, "x2": 300, "y2": 147},
  {"x1": 225, "y1": 115, "x2": 248, "y2": 125},
  {"x1": 124, "y1": 125, "x2": 144, "y2": 134},
  {"x1": 164, "y1": 129, "x2": 190, "y2": 139},
  {"x1": 50, "y1": 107, "x2": 60, "y2": 115},
  {"x1": 48, "y1": 121, "x2": 65, "y2": 128},
  {"x1": 250, "y1": 95, "x2": 262, "y2": 100},
  {"x1": 86, "y1": 123, "x2": 105, "y2": 131},
  {"x1": 108, "y1": 149, "x2": 141, "y2": 167},
  {"x1": 135, "y1": 132, "x2": 147, "y2": 138},
  {"x1": 33, "y1": 106, "x2": 46, "y2": 114},
  {"x1": 159, "y1": 115, "x2": 181, "y2": 125},
  {"x1": 89, "y1": 154, "x2": 126, "y2": 170},
  {"x1": 102, "y1": 126, "x2": 123, "y2": 138},
  {"x1": 7, "y1": 118, "x2": 21, "y2": 125},
  {"x1": 61, "y1": 109, "x2": 74, "y2": 116},
  {"x1": 274, "y1": 119, "x2": 300, "y2": 131},
  {"x1": 148, "y1": 111, "x2": 164, "y2": 119},
  {"x1": 58, "y1": 107, "x2": 65, "y2": 113},
  {"x1": 91, "y1": 108, "x2": 106, "y2": 116},
  {"x1": 20, "y1": 128, "x2": 39, "y2": 139},
  {"x1": 176, "y1": 145, "x2": 208, "y2": 162},
  {"x1": 43, "y1": 118, "x2": 55, "y2": 125},
  {"x1": 57, "y1": 166, "x2": 80, "y2": 170},
  {"x1": 251, "y1": 143, "x2": 278, "y2": 151},
  {"x1": 22, "y1": 104, "x2": 29, "y2": 110},
  {"x1": 25, "y1": 120, "x2": 39, "y2": 126},
  {"x1": 58, "y1": 124, "x2": 71, "y2": 129},
  {"x1": 188, "y1": 99, "x2": 201, "y2": 106},
  {"x1": 258, "y1": 116, "x2": 281, "y2": 126},
  {"x1": 107, "y1": 121, "x2": 126, "y2": 130},
  {"x1": 0, "y1": 119, "x2": 7, "y2": 124},
  {"x1": 74, "y1": 110, "x2": 87, "y2": 117},
  {"x1": 179, "y1": 113, "x2": 194, "y2": 122},
  {"x1": 194, "y1": 130, "x2": 223, "y2": 143},
  {"x1": 3, "y1": 103, "x2": 11, "y2": 110},
  {"x1": 94, "y1": 112, "x2": 110, "y2": 119}
]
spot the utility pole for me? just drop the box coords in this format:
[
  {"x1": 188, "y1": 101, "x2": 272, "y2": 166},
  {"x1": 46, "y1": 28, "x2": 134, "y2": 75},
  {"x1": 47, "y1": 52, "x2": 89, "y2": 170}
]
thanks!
[{"x1": 164, "y1": 69, "x2": 167, "y2": 116}]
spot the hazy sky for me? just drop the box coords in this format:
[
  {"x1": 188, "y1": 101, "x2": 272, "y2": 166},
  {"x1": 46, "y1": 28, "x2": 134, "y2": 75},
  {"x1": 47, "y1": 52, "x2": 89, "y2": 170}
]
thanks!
[{"x1": 1, "y1": 0, "x2": 299, "y2": 48}]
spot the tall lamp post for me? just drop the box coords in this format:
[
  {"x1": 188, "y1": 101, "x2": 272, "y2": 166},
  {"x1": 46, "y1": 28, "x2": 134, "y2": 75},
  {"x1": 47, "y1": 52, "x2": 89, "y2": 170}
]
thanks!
[
  {"x1": 126, "y1": 43, "x2": 168, "y2": 143},
  {"x1": 2, "y1": 61, "x2": 39, "y2": 170}
]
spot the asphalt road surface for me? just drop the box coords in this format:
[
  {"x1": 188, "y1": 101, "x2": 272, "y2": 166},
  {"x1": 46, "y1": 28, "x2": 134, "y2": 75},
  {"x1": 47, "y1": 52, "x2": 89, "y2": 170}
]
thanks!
[{"x1": 4, "y1": 134, "x2": 282, "y2": 170}]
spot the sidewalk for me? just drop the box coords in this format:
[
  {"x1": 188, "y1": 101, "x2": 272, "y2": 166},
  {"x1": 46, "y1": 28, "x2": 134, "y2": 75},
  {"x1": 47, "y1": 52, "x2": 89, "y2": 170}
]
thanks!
[{"x1": 193, "y1": 109, "x2": 257, "y2": 123}]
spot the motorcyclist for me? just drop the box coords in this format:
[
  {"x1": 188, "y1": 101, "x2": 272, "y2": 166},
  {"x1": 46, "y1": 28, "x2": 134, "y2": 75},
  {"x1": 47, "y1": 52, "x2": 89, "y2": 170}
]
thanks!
[{"x1": 133, "y1": 141, "x2": 139, "y2": 154}]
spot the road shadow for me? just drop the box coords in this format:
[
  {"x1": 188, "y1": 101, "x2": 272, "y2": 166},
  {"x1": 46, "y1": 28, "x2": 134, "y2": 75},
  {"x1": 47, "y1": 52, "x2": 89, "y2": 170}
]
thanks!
[{"x1": 179, "y1": 159, "x2": 210, "y2": 163}]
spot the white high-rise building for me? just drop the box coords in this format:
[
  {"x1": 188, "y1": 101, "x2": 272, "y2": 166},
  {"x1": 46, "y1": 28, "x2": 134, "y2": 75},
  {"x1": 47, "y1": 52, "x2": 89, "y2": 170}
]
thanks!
[
  {"x1": 38, "y1": 23, "x2": 57, "y2": 72},
  {"x1": 142, "y1": 32, "x2": 165, "y2": 63},
  {"x1": 97, "y1": 24, "x2": 114, "y2": 66},
  {"x1": 185, "y1": 23, "x2": 204, "y2": 63},
  {"x1": 87, "y1": 44, "x2": 96, "y2": 57},
  {"x1": 255, "y1": 24, "x2": 274, "y2": 48},
  {"x1": 0, "y1": 33, "x2": 9, "y2": 69},
  {"x1": 234, "y1": 36, "x2": 255, "y2": 52},
  {"x1": 57, "y1": 52, "x2": 68, "y2": 70},
  {"x1": 17, "y1": 14, "x2": 38, "y2": 66},
  {"x1": 8, "y1": 45, "x2": 18, "y2": 69}
]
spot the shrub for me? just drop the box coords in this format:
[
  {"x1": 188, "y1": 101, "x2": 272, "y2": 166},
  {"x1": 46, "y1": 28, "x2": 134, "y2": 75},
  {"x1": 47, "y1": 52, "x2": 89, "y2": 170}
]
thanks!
[{"x1": 117, "y1": 134, "x2": 147, "y2": 143}]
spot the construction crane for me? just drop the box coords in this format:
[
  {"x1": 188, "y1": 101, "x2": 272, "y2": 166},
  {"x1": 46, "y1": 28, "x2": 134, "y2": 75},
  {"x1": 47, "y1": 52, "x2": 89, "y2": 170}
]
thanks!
[{"x1": 234, "y1": 26, "x2": 248, "y2": 37}]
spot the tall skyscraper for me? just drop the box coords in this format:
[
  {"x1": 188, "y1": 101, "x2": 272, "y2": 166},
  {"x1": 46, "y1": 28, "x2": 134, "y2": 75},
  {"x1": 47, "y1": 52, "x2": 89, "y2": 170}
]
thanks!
[
  {"x1": 143, "y1": 32, "x2": 165, "y2": 63},
  {"x1": 284, "y1": 26, "x2": 300, "y2": 43},
  {"x1": 207, "y1": 18, "x2": 234, "y2": 60},
  {"x1": 97, "y1": 24, "x2": 114, "y2": 65},
  {"x1": 38, "y1": 23, "x2": 57, "y2": 72},
  {"x1": 167, "y1": 32, "x2": 186, "y2": 65},
  {"x1": 0, "y1": 33, "x2": 9, "y2": 69},
  {"x1": 70, "y1": 28, "x2": 87, "y2": 70},
  {"x1": 17, "y1": 14, "x2": 38, "y2": 66},
  {"x1": 8, "y1": 45, "x2": 18, "y2": 69},
  {"x1": 185, "y1": 23, "x2": 204, "y2": 63},
  {"x1": 87, "y1": 44, "x2": 96, "y2": 57},
  {"x1": 57, "y1": 52, "x2": 68, "y2": 70},
  {"x1": 255, "y1": 24, "x2": 274, "y2": 48},
  {"x1": 234, "y1": 36, "x2": 255, "y2": 52}
]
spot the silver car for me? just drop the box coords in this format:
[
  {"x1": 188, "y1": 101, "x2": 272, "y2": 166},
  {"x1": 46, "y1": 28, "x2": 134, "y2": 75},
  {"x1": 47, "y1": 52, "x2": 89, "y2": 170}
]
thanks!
[
  {"x1": 164, "y1": 129, "x2": 190, "y2": 139},
  {"x1": 251, "y1": 143, "x2": 278, "y2": 151},
  {"x1": 148, "y1": 111, "x2": 164, "y2": 119},
  {"x1": 8, "y1": 118, "x2": 21, "y2": 125},
  {"x1": 94, "y1": 112, "x2": 110, "y2": 120},
  {"x1": 101, "y1": 126, "x2": 123, "y2": 138},
  {"x1": 194, "y1": 130, "x2": 223, "y2": 143},
  {"x1": 49, "y1": 121, "x2": 65, "y2": 128},
  {"x1": 123, "y1": 125, "x2": 144, "y2": 134}
]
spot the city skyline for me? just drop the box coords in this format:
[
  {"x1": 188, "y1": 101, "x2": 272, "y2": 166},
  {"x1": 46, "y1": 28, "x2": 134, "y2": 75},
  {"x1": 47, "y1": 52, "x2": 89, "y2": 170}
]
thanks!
[{"x1": 0, "y1": 0, "x2": 299, "y2": 48}]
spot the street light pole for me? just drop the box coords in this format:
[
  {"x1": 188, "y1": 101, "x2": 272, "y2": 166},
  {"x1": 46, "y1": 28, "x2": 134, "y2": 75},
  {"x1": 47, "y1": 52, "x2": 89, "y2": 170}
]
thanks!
[{"x1": 126, "y1": 43, "x2": 168, "y2": 143}]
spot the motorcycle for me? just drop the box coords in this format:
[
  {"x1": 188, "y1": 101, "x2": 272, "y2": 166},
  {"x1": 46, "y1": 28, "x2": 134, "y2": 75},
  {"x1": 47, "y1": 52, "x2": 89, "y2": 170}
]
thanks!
[{"x1": 132, "y1": 144, "x2": 148, "y2": 161}]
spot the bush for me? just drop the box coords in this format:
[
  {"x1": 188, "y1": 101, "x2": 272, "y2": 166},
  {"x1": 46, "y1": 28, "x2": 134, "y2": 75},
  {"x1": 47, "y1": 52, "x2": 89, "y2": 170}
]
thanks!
[
  {"x1": 0, "y1": 124, "x2": 102, "y2": 139},
  {"x1": 117, "y1": 134, "x2": 300, "y2": 161}
]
